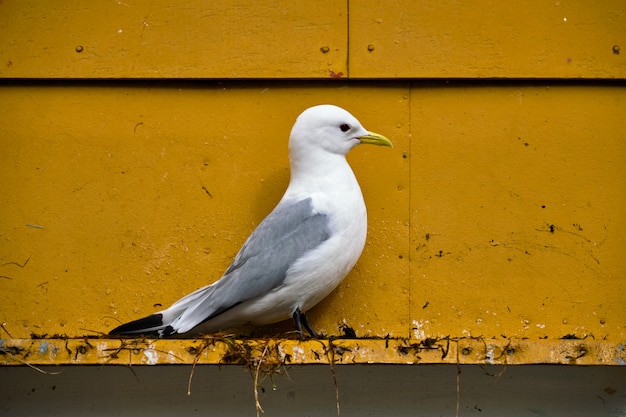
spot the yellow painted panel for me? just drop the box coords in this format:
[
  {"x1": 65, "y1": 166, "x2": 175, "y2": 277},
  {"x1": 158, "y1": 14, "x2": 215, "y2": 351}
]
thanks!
[
  {"x1": 351, "y1": 1, "x2": 626, "y2": 79},
  {"x1": 0, "y1": 83, "x2": 410, "y2": 339},
  {"x1": 1, "y1": 83, "x2": 624, "y2": 367},
  {"x1": 410, "y1": 85, "x2": 626, "y2": 341},
  {"x1": 0, "y1": 1, "x2": 347, "y2": 79},
  {"x1": 1, "y1": 1, "x2": 624, "y2": 79}
]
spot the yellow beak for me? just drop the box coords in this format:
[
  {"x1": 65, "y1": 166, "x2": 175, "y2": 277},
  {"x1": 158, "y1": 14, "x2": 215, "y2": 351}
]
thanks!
[{"x1": 358, "y1": 131, "x2": 393, "y2": 147}]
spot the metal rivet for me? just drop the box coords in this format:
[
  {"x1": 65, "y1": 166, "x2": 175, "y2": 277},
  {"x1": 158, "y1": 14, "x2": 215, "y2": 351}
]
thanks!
[
  {"x1": 613, "y1": 45, "x2": 620, "y2": 55},
  {"x1": 75, "y1": 45, "x2": 84, "y2": 53},
  {"x1": 367, "y1": 44, "x2": 375, "y2": 52},
  {"x1": 320, "y1": 46, "x2": 330, "y2": 53}
]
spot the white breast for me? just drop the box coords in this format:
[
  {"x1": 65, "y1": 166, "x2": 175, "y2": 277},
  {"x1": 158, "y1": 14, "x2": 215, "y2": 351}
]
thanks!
[{"x1": 281, "y1": 158, "x2": 367, "y2": 311}]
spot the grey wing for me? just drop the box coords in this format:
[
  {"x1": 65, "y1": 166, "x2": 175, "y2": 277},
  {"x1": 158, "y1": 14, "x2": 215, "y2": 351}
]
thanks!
[{"x1": 168, "y1": 198, "x2": 330, "y2": 333}]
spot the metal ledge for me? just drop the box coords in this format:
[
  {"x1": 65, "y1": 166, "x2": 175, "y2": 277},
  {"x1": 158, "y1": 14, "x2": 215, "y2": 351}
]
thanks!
[{"x1": 2, "y1": 338, "x2": 624, "y2": 366}]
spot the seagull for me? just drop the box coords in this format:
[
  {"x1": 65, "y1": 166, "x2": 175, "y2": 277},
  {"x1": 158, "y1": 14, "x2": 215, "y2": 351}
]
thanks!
[{"x1": 109, "y1": 104, "x2": 392, "y2": 338}]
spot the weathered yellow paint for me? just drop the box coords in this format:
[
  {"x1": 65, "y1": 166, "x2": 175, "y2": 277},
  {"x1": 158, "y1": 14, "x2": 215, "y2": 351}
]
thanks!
[
  {"x1": 350, "y1": 1, "x2": 626, "y2": 79},
  {"x1": 1, "y1": 83, "x2": 624, "y2": 368},
  {"x1": 1, "y1": 1, "x2": 624, "y2": 367},
  {"x1": 2, "y1": 338, "x2": 624, "y2": 366},
  {"x1": 1, "y1": 1, "x2": 624, "y2": 79},
  {"x1": 0, "y1": 0, "x2": 347, "y2": 79},
  {"x1": 0, "y1": 83, "x2": 410, "y2": 340},
  {"x1": 410, "y1": 85, "x2": 626, "y2": 342}
]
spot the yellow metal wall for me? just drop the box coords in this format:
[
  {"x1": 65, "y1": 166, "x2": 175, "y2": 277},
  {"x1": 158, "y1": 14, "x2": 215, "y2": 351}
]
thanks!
[
  {"x1": 1, "y1": 1, "x2": 624, "y2": 79},
  {"x1": 0, "y1": 1, "x2": 624, "y2": 364},
  {"x1": 1, "y1": 83, "x2": 624, "y2": 343},
  {"x1": 411, "y1": 84, "x2": 625, "y2": 341},
  {"x1": 0, "y1": 84, "x2": 410, "y2": 339}
]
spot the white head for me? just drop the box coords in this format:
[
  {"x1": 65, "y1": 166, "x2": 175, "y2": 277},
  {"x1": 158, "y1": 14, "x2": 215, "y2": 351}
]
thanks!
[{"x1": 288, "y1": 105, "x2": 392, "y2": 160}]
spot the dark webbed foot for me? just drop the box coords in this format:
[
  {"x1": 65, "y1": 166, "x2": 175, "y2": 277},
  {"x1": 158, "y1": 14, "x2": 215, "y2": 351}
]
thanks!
[{"x1": 293, "y1": 308, "x2": 319, "y2": 339}]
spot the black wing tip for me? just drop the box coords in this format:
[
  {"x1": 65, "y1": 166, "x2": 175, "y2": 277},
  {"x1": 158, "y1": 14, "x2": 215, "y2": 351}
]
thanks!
[{"x1": 108, "y1": 313, "x2": 166, "y2": 337}]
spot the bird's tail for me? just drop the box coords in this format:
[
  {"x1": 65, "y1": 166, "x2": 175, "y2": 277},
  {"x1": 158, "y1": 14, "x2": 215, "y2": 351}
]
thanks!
[
  {"x1": 108, "y1": 283, "x2": 219, "y2": 338},
  {"x1": 108, "y1": 313, "x2": 175, "y2": 337}
]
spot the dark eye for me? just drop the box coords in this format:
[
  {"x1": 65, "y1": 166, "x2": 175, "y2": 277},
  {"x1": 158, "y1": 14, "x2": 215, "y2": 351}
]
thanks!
[{"x1": 339, "y1": 123, "x2": 351, "y2": 132}]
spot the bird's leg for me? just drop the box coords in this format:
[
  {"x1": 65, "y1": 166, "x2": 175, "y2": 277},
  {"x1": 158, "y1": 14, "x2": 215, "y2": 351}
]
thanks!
[
  {"x1": 293, "y1": 308, "x2": 319, "y2": 339},
  {"x1": 300, "y1": 311, "x2": 319, "y2": 339},
  {"x1": 293, "y1": 310, "x2": 304, "y2": 339}
]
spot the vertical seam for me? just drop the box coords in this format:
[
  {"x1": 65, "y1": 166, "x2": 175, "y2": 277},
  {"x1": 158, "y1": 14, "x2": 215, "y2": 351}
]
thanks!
[
  {"x1": 407, "y1": 82, "x2": 413, "y2": 339},
  {"x1": 346, "y1": 0, "x2": 350, "y2": 77}
]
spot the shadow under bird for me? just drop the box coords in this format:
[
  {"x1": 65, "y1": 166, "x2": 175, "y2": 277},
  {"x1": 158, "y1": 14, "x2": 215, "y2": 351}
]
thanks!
[{"x1": 109, "y1": 104, "x2": 392, "y2": 338}]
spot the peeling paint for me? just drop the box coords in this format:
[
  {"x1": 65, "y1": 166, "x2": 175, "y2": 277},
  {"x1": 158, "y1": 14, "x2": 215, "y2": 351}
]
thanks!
[
  {"x1": 614, "y1": 344, "x2": 626, "y2": 365},
  {"x1": 143, "y1": 347, "x2": 159, "y2": 365},
  {"x1": 485, "y1": 344, "x2": 496, "y2": 365},
  {"x1": 291, "y1": 345, "x2": 305, "y2": 363},
  {"x1": 412, "y1": 320, "x2": 425, "y2": 339},
  {"x1": 38, "y1": 341, "x2": 49, "y2": 354}
]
